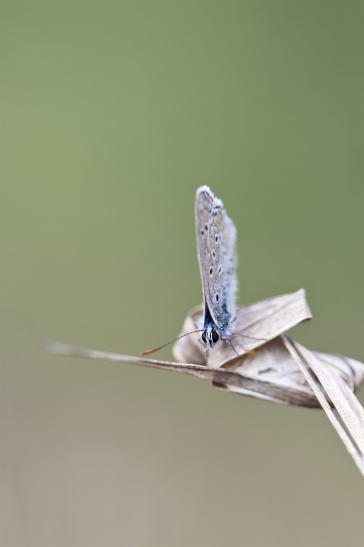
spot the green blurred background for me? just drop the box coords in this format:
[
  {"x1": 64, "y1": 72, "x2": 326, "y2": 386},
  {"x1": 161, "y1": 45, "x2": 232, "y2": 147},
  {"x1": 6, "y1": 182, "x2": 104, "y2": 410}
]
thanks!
[{"x1": 1, "y1": 1, "x2": 363, "y2": 546}]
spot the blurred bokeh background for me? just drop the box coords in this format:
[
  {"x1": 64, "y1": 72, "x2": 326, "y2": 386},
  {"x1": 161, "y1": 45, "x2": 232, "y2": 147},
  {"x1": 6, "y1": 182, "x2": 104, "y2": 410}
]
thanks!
[{"x1": 1, "y1": 1, "x2": 363, "y2": 546}]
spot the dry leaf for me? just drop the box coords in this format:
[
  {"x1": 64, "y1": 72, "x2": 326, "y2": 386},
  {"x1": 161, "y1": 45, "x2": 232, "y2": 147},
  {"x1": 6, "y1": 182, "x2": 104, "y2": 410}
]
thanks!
[{"x1": 48, "y1": 288, "x2": 364, "y2": 476}]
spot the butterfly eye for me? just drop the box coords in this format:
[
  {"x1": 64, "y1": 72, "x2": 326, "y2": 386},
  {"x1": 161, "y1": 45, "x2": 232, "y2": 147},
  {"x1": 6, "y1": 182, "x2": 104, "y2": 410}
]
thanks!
[
  {"x1": 201, "y1": 331, "x2": 207, "y2": 344},
  {"x1": 211, "y1": 329, "x2": 219, "y2": 344}
]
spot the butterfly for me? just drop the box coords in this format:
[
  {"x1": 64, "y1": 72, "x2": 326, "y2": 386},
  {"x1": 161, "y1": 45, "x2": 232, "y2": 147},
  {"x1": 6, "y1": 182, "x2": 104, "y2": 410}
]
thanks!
[
  {"x1": 139, "y1": 185, "x2": 240, "y2": 357},
  {"x1": 195, "y1": 186, "x2": 238, "y2": 350}
]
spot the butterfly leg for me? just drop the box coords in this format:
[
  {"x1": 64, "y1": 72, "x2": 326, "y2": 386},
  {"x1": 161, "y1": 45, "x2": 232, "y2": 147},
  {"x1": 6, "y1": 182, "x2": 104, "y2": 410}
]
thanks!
[{"x1": 221, "y1": 337, "x2": 240, "y2": 357}]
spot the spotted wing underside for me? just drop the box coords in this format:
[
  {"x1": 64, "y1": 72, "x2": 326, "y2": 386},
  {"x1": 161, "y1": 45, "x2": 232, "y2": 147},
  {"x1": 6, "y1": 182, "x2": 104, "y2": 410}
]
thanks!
[{"x1": 195, "y1": 186, "x2": 237, "y2": 332}]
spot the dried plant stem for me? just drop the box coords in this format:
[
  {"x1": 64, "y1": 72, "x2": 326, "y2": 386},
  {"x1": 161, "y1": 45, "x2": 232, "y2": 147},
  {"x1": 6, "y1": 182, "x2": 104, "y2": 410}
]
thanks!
[{"x1": 283, "y1": 337, "x2": 364, "y2": 476}]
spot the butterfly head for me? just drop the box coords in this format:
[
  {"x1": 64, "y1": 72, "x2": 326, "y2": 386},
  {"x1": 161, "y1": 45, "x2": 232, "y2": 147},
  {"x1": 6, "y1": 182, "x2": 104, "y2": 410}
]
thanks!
[{"x1": 201, "y1": 327, "x2": 220, "y2": 351}]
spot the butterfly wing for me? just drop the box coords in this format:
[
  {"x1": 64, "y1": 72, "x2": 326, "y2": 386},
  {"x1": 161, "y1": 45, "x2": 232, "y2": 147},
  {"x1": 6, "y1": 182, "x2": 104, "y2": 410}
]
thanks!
[{"x1": 195, "y1": 186, "x2": 238, "y2": 332}]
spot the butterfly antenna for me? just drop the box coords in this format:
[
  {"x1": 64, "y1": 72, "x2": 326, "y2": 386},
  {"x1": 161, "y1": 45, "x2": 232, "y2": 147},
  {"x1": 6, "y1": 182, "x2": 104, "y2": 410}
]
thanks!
[
  {"x1": 232, "y1": 332, "x2": 268, "y2": 342},
  {"x1": 139, "y1": 329, "x2": 204, "y2": 356}
]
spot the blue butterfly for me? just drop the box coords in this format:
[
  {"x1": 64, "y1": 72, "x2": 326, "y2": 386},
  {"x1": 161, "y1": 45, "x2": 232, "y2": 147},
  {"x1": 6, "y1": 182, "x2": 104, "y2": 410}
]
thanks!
[
  {"x1": 140, "y1": 186, "x2": 238, "y2": 357},
  {"x1": 195, "y1": 186, "x2": 237, "y2": 350}
]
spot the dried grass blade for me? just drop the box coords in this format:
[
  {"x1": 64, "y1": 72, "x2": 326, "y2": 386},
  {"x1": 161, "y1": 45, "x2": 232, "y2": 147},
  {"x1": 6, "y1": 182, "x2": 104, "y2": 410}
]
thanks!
[
  {"x1": 283, "y1": 337, "x2": 364, "y2": 477},
  {"x1": 48, "y1": 341, "x2": 210, "y2": 379}
]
